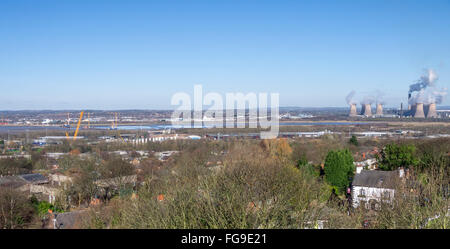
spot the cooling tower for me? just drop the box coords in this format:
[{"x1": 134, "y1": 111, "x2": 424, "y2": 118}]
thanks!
[
  {"x1": 376, "y1": 103, "x2": 383, "y2": 115},
  {"x1": 414, "y1": 103, "x2": 425, "y2": 118},
  {"x1": 410, "y1": 104, "x2": 417, "y2": 115},
  {"x1": 424, "y1": 104, "x2": 430, "y2": 117},
  {"x1": 349, "y1": 104, "x2": 357, "y2": 116},
  {"x1": 362, "y1": 104, "x2": 372, "y2": 116},
  {"x1": 426, "y1": 103, "x2": 437, "y2": 118}
]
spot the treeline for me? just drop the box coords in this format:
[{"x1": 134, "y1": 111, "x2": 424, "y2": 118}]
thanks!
[
  {"x1": 83, "y1": 137, "x2": 449, "y2": 229},
  {"x1": 1, "y1": 136, "x2": 448, "y2": 229}
]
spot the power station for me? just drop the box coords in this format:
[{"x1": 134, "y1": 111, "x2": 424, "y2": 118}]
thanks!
[
  {"x1": 349, "y1": 104, "x2": 357, "y2": 116},
  {"x1": 347, "y1": 69, "x2": 447, "y2": 118},
  {"x1": 375, "y1": 103, "x2": 383, "y2": 116},
  {"x1": 348, "y1": 98, "x2": 442, "y2": 119},
  {"x1": 407, "y1": 102, "x2": 438, "y2": 118},
  {"x1": 360, "y1": 104, "x2": 372, "y2": 116}
]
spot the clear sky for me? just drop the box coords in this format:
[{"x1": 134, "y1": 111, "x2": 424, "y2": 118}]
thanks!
[{"x1": 1, "y1": 0, "x2": 449, "y2": 110}]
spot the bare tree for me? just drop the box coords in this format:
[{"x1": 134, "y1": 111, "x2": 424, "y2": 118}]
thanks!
[{"x1": 0, "y1": 187, "x2": 35, "y2": 229}]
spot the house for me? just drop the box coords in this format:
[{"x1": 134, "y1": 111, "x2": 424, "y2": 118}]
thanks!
[
  {"x1": 29, "y1": 184, "x2": 61, "y2": 204},
  {"x1": 49, "y1": 173, "x2": 73, "y2": 189},
  {"x1": 0, "y1": 173, "x2": 61, "y2": 203},
  {"x1": 154, "y1": 151, "x2": 179, "y2": 161},
  {"x1": 19, "y1": 173, "x2": 63, "y2": 204},
  {"x1": 94, "y1": 174, "x2": 137, "y2": 189},
  {"x1": 352, "y1": 170, "x2": 402, "y2": 210},
  {"x1": 19, "y1": 173, "x2": 49, "y2": 185},
  {"x1": 354, "y1": 158, "x2": 378, "y2": 173},
  {"x1": 45, "y1": 210, "x2": 89, "y2": 229},
  {"x1": 45, "y1": 152, "x2": 68, "y2": 159},
  {"x1": 0, "y1": 175, "x2": 28, "y2": 191}
]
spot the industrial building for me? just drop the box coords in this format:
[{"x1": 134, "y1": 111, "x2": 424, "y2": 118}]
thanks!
[{"x1": 405, "y1": 102, "x2": 439, "y2": 118}]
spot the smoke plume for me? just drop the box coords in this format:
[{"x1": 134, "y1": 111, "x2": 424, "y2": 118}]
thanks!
[
  {"x1": 375, "y1": 90, "x2": 385, "y2": 105},
  {"x1": 346, "y1": 91, "x2": 356, "y2": 105},
  {"x1": 361, "y1": 95, "x2": 375, "y2": 105},
  {"x1": 408, "y1": 69, "x2": 447, "y2": 105},
  {"x1": 409, "y1": 69, "x2": 438, "y2": 94}
]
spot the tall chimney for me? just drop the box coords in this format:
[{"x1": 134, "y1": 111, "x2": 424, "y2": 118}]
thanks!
[
  {"x1": 414, "y1": 103, "x2": 425, "y2": 118},
  {"x1": 362, "y1": 104, "x2": 372, "y2": 116},
  {"x1": 426, "y1": 103, "x2": 437, "y2": 118},
  {"x1": 376, "y1": 103, "x2": 383, "y2": 115},
  {"x1": 400, "y1": 103, "x2": 403, "y2": 118},
  {"x1": 349, "y1": 104, "x2": 357, "y2": 116},
  {"x1": 408, "y1": 93, "x2": 411, "y2": 110}
]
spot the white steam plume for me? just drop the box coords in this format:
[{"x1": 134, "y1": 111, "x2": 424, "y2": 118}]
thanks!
[
  {"x1": 346, "y1": 91, "x2": 356, "y2": 105},
  {"x1": 408, "y1": 69, "x2": 447, "y2": 105}
]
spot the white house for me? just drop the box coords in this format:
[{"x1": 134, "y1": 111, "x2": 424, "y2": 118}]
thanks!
[
  {"x1": 352, "y1": 170, "x2": 402, "y2": 210},
  {"x1": 354, "y1": 158, "x2": 378, "y2": 173}
]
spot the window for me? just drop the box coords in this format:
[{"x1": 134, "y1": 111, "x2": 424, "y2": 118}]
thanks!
[
  {"x1": 359, "y1": 188, "x2": 366, "y2": 197},
  {"x1": 369, "y1": 199, "x2": 378, "y2": 210},
  {"x1": 381, "y1": 191, "x2": 391, "y2": 200},
  {"x1": 360, "y1": 200, "x2": 367, "y2": 209}
]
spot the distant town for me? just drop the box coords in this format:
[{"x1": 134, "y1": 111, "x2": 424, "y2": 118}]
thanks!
[{"x1": 1, "y1": 0, "x2": 449, "y2": 238}]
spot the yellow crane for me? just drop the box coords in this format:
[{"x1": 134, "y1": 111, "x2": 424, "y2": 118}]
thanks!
[
  {"x1": 115, "y1": 112, "x2": 124, "y2": 142},
  {"x1": 109, "y1": 112, "x2": 124, "y2": 142},
  {"x1": 110, "y1": 112, "x2": 119, "y2": 129},
  {"x1": 84, "y1": 112, "x2": 91, "y2": 129},
  {"x1": 73, "y1": 111, "x2": 84, "y2": 140},
  {"x1": 65, "y1": 111, "x2": 84, "y2": 141}
]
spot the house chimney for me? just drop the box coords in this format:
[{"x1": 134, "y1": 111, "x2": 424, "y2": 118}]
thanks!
[
  {"x1": 376, "y1": 103, "x2": 383, "y2": 115},
  {"x1": 426, "y1": 103, "x2": 437, "y2": 118},
  {"x1": 414, "y1": 103, "x2": 425, "y2": 118},
  {"x1": 398, "y1": 168, "x2": 404, "y2": 178},
  {"x1": 349, "y1": 104, "x2": 357, "y2": 116}
]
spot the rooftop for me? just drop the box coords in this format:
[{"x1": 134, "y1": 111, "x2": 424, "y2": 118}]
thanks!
[
  {"x1": 352, "y1": 170, "x2": 399, "y2": 189},
  {"x1": 0, "y1": 176, "x2": 27, "y2": 188},
  {"x1": 19, "y1": 173, "x2": 49, "y2": 184}
]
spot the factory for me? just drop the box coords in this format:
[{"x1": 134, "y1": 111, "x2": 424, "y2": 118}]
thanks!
[
  {"x1": 347, "y1": 69, "x2": 447, "y2": 119},
  {"x1": 406, "y1": 102, "x2": 438, "y2": 118},
  {"x1": 405, "y1": 69, "x2": 446, "y2": 118},
  {"x1": 346, "y1": 90, "x2": 385, "y2": 117},
  {"x1": 347, "y1": 102, "x2": 385, "y2": 117}
]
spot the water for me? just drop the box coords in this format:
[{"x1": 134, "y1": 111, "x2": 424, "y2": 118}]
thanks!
[
  {"x1": 281, "y1": 122, "x2": 370, "y2": 126},
  {"x1": 0, "y1": 121, "x2": 370, "y2": 133},
  {"x1": 0, "y1": 126, "x2": 67, "y2": 134}
]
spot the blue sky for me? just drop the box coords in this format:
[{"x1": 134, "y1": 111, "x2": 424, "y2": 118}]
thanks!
[{"x1": 1, "y1": 0, "x2": 449, "y2": 110}]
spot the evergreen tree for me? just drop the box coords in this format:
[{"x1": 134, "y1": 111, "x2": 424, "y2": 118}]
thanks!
[
  {"x1": 324, "y1": 149, "x2": 354, "y2": 194},
  {"x1": 349, "y1": 135, "x2": 358, "y2": 146},
  {"x1": 378, "y1": 143, "x2": 418, "y2": 170}
]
